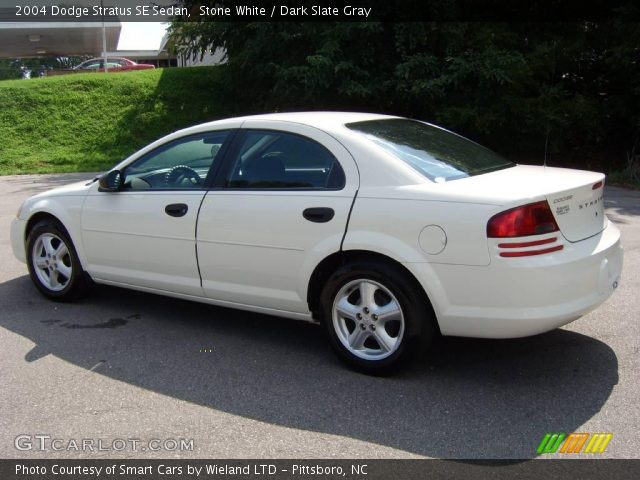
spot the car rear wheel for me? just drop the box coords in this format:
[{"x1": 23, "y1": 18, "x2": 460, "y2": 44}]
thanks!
[
  {"x1": 321, "y1": 261, "x2": 435, "y2": 374},
  {"x1": 26, "y1": 220, "x2": 89, "y2": 301}
]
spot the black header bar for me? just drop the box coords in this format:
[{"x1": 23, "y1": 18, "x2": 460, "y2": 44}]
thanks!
[
  {"x1": 1, "y1": 459, "x2": 640, "y2": 480},
  {"x1": 1, "y1": 1, "x2": 637, "y2": 23}
]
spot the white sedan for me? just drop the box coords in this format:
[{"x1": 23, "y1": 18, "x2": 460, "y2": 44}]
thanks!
[{"x1": 11, "y1": 112, "x2": 623, "y2": 372}]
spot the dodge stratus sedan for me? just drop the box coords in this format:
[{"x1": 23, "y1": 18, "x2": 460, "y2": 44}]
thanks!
[{"x1": 11, "y1": 112, "x2": 623, "y2": 372}]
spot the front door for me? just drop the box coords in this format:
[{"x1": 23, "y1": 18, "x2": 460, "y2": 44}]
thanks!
[{"x1": 81, "y1": 130, "x2": 231, "y2": 296}]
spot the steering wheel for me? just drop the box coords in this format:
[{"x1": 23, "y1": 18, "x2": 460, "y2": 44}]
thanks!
[{"x1": 165, "y1": 165, "x2": 202, "y2": 187}]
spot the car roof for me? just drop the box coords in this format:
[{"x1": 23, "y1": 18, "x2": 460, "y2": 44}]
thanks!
[
  {"x1": 114, "y1": 111, "x2": 427, "y2": 187},
  {"x1": 189, "y1": 111, "x2": 402, "y2": 134},
  {"x1": 83, "y1": 57, "x2": 129, "y2": 62}
]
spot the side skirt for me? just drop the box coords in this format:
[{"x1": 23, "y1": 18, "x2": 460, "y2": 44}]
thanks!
[{"x1": 92, "y1": 278, "x2": 316, "y2": 323}]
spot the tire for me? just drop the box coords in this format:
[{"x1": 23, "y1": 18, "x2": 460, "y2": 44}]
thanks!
[
  {"x1": 26, "y1": 219, "x2": 90, "y2": 301},
  {"x1": 320, "y1": 260, "x2": 435, "y2": 374}
]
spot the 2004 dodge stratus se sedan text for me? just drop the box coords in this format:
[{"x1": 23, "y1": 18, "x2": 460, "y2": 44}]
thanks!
[{"x1": 11, "y1": 112, "x2": 623, "y2": 373}]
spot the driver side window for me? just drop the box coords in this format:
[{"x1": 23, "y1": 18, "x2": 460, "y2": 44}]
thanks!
[{"x1": 122, "y1": 131, "x2": 229, "y2": 190}]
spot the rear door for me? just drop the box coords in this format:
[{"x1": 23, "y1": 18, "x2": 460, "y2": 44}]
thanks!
[{"x1": 196, "y1": 121, "x2": 359, "y2": 314}]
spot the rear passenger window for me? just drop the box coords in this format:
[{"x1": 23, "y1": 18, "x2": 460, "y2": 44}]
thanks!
[{"x1": 225, "y1": 130, "x2": 345, "y2": 189}]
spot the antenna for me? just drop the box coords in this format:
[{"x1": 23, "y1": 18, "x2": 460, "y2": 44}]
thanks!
[{"x1": 543, "y1": 125, "x2": 550, "y2": 168}]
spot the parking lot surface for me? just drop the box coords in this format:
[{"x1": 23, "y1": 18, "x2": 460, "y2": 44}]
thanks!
[{"x1": 1, "y1": 173, "x2": 639, "y2": 459}]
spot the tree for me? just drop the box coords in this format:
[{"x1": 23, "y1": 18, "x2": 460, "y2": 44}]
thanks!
[{"x1": 169, "y1": 1, "x2": 640, "y2": 171}]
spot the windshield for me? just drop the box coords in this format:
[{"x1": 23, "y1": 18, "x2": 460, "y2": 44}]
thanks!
[{"x1": 346, "y1": 119, "x2": 514, "y2": 182}]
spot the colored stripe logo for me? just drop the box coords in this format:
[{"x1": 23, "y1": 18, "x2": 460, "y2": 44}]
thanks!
[{"x1": 537, "y1": 433, "x2": 612, "y2": 454}]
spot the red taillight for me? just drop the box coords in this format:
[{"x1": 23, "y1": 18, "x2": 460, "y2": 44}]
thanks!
[
  {"x1": 487, "y1": 201, "x2": 560, "y2": 238},
  {"x1": 499, "y1": 245, "x2": 563, "y2": 257},
  {"x1": 592, "y1": 181, "x2": 603, "y2": 190},
  {"x1": 497, "y1": 237, "x2": 557, "y2": 248}
]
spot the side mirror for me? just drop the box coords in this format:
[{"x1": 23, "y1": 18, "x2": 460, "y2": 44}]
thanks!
[{"x1": 98, "y1": 170, "x2": 122, "y2": 192}]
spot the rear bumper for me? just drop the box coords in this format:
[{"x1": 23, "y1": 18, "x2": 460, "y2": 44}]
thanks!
[
  {"x1": 10, "y1": 218, "x2": 27, "y2": 263},
  {"x1": 412, "y1": 220, "x2": 623, "y2": 338}
]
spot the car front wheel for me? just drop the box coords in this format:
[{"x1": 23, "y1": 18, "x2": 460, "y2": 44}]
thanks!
[
  {"x1": 26, "y1": 220, "x2": 89, "y2": 301},
  {"x1": 321, "y1": 261, "x2": 435, "y2": 374}
]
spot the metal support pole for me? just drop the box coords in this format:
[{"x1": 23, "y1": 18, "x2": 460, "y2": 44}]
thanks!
[{"x1": 101, "y1": 0, "x2": 108, "y2": 72}]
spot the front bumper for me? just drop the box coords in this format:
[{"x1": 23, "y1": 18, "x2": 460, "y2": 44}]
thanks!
[
  {"x1": 10, "y1": 217, "x2": 27, "y2": 264},
  {"x1": 415, "y1": 220, "x2": 623, "y2": 338}
]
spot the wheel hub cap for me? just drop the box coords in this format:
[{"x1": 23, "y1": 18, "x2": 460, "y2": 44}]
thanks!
[
  {"x1": 32, "y1": 233, "x2": 72, "y2": 292},
  {"x1": 332, "y1": 279, "x2": 405, "y2": 361}
]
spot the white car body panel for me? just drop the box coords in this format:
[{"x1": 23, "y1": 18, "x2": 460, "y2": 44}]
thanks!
[
  {"x1": 197, "y1": 192, "x2": 350, "y2": 313},
  {"x1": 13, "y1": 181, "x2": 90, "y2": 265},
  {"x1": 77, "y1": 120, "x2": 246, "y2": 296},
  {"x1": 425, "y1": 220, "x2": 621, "y2": 337},
  {"x1": 343, "y1": 192, "x2": 496, "y2": 265},
  {"x1": 10, "y1": 112, "x2": 623, "y2": 339},
  {"x1": 81, "y1": 186, "x2": 205, "y2": 296},
  {"x1": 94, "y1": 278, "x2": 313, "y2": 322}
]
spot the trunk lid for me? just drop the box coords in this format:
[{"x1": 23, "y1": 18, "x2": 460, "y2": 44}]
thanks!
[
  {"x1": 477, "y1": 165, "x2": 607, "y2": 242},
  {"x1": 410, "y1": 165, "x2": 607, "y2": 242},
  {"x1": 546, "y1": 177, "x2": 606, "y2": 242}
]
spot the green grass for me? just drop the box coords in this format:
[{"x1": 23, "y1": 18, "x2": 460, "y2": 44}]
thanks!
[{"x1": 0, "y1": 67, "x2": 239, "y2": 175}]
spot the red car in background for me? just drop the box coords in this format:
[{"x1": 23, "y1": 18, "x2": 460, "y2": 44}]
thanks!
[{"x1": 73, "y1": 57, "x2": 155, "y2": 72}]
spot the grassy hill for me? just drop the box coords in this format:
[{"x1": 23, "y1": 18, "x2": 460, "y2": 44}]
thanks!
[{"x1": 0, "y1": 67, "x2": 240, "y2": 175}]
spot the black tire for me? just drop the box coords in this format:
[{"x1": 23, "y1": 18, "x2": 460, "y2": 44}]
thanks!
[
  {"x1": 25, "y1": 219, "x2": 90, "y2": 302},
  {"x1": 320, "y1": 260, "x2": 436, "y2": 374}
]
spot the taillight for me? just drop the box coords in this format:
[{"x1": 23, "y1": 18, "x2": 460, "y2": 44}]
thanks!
[{"x1": 487, "y1": 201, "x2": 559, "y2": 238}]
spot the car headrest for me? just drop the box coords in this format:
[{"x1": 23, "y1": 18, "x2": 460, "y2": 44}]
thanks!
[{"x1": 244, "y1": 155, "x2": 286, "y2": 183}]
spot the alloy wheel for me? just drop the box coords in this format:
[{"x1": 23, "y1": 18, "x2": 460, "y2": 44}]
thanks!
[
  {"x1": 332, "y1": 279, "x2": 405, "y2": 360},
  {"x1": 31, "y1": 233, "x2": 73, "y2": 292}
]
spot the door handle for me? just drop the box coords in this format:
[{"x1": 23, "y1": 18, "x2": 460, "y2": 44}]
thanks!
[
  {"x1": 165, "y1": 203, "x2": 188, "y2": 217},
  {"x1": 303, "y1": 207, "x2": 335, "y2": 223}
]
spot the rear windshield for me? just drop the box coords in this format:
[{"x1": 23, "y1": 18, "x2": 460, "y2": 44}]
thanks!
[{"x1": 346, "y1": 119, "x2": 514, "y2": 182}]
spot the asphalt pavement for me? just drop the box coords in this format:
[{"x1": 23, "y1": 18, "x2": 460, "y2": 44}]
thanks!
[{"x1": 0, "y1": 173, "x2": 638, "y2": 459}]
